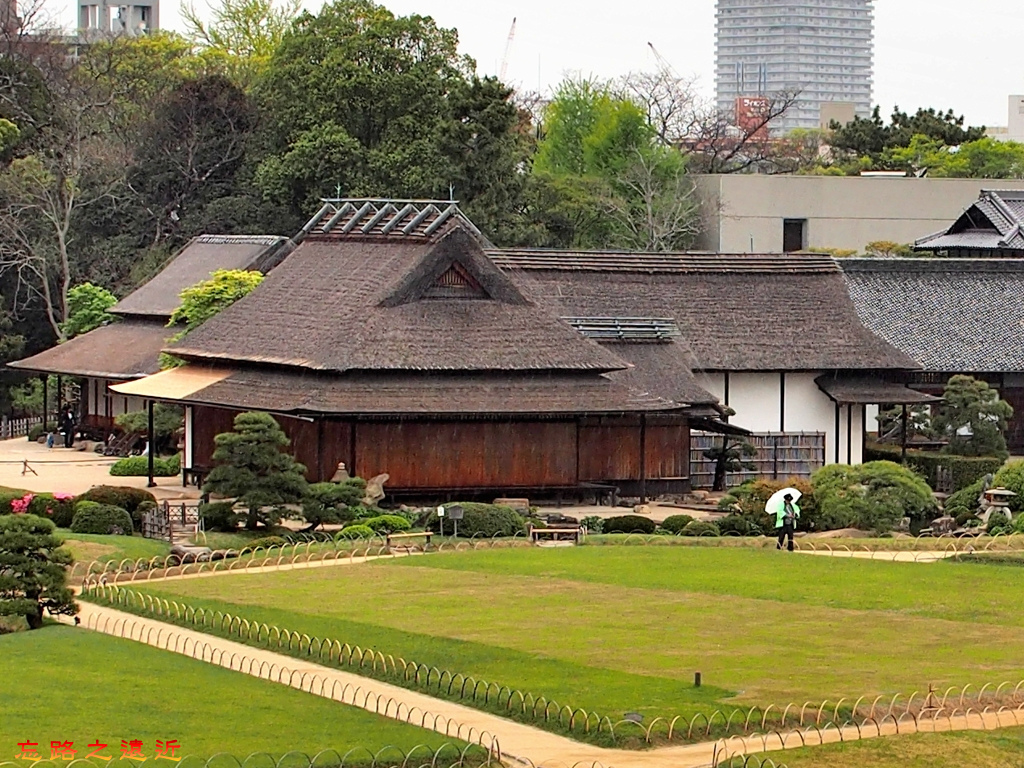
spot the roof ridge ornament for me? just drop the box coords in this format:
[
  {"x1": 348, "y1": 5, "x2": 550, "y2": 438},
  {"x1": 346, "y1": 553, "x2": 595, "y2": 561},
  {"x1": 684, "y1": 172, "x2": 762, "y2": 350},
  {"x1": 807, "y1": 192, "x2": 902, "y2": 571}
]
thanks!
[{"x1": 299, "y1": 198, "x2": 490, "y2": 244}]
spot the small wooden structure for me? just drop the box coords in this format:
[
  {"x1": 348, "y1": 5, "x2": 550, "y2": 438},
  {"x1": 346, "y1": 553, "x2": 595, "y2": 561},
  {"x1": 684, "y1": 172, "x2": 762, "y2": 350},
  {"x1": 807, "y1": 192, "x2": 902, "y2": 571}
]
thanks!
[{"x1": 530, "y1": 525, "x2": 584, "y2": 545}]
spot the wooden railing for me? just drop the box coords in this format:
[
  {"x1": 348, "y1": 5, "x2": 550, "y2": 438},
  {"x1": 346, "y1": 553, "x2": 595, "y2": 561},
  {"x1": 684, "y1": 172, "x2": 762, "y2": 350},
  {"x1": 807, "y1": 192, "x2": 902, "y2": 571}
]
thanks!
[{"x1": 1, "y1": 416, "x2": 36, "y2": 440}]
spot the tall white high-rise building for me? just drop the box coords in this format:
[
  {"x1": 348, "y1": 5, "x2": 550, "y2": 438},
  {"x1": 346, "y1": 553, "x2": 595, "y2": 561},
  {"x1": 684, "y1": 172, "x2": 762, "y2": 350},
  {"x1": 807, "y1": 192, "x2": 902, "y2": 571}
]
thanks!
[{"x1": 715, "y1": 0, "x2": 873, "y2": 134}]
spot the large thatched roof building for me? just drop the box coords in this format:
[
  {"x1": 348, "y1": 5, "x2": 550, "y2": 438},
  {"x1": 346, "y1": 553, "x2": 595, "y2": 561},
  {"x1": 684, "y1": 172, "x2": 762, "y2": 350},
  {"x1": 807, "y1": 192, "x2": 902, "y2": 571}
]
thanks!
[{"x1": 12, "y1": 200, "x2": 929, "y2": 494}]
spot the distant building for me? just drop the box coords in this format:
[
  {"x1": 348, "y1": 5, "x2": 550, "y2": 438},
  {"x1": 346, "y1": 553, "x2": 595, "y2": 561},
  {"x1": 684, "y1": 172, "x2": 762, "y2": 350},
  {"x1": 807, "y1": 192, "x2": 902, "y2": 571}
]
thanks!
[
  {"x1": 79, "y1": 0, "x2": 158, "y2": 36},
  {"x1": 986, "y1": 96, "x2": 1024, "y2": 143},
  {"x1": 715, "y1": 0, "x2": 873, "y2": 133},
  {"x1": 694, "y1": 175, "x2": 1024, "y2": 254},
  {"x1": 914, "y1": 189, "x2": 1024, "y2": 258}
]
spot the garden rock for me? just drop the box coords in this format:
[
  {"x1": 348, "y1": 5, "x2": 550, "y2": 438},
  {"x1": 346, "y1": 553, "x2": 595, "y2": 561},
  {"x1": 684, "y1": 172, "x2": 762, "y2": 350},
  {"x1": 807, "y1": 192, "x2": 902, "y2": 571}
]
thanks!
[
  {"x1": 362, "y1": 473, "x2": 389, "y2": 506},
  {"x1": 931, "y1": 516, "x2": 957, "y2": 535}
]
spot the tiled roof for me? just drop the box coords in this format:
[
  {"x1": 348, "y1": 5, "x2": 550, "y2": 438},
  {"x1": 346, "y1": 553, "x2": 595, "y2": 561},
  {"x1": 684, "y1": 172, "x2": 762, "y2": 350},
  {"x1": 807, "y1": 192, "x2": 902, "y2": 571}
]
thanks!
[
  {"x1": 841, "y1": 257, "x2": 1024, "y2": 372},
  {"x1": 915, "y1": 190, "x2": 1024, "y2": 252}
]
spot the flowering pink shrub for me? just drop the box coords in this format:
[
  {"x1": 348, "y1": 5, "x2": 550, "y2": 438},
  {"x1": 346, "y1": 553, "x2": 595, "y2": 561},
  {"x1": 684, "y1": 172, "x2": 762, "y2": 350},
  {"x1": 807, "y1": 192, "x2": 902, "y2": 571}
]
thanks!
[
  {"x1": 54, "y1": 493, "x2": 73, "y2": 501},
  {"x1": 10, "y1": 493, "x2": 34, "y2": 514}
]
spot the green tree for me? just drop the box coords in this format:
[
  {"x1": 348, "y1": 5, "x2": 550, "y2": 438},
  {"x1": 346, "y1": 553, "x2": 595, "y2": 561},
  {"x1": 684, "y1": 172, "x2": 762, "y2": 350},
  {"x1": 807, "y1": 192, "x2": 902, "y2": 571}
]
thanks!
[
  {"x1": 865, "y1": 241, "x2": 913, "y2": 258},
  {"x1": 61, "y1": 283, "x2": 117, "y2": 339},
  {"x1": 933, "y1": 375, "x2": 1014, "y2": 459},
  {"x1": 182, "y1": 0, "x2": 301, "y2": 85},
  {"x1": 704, "y1": 433, "x2": 757, "y2": 492},
  {"x1": 0, "y1": 514, "x2": 77, "y2": 629},
  {"x1": 202, "y1": 412, "x2": 308, "y2": 530},
  {"x1": 300, "y1": 478, "x2": 366, "y2": 531},
  {"x1": 115, "y1": 404, "x2": 184, "y2": 453},
  {"x1": 162, "y1": 269, "x2": 263, "y2": 367},
  {"x1": 812, "y1": 461, "x2": 936, "y2": 533}
]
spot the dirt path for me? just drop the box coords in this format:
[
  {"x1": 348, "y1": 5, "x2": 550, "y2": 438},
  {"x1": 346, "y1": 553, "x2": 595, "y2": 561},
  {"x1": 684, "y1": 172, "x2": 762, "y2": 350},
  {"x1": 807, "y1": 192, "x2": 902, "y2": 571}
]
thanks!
[
  {"x1": 797, "y1": 549, "x2": 957, "y2": 562},
  {"x1": 64, "y1": 601, "x2": 1024, "y2": 768}
]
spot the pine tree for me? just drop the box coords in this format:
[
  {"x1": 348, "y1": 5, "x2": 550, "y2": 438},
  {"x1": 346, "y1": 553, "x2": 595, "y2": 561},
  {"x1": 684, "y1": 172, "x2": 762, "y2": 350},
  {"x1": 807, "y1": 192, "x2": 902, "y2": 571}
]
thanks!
[
  {"x1": 202, "y1": 412, "x2": 308, "y2": 530},
  {"x1": 0, "y1": 515, "x2": 78, "y2": 630},
  {"x1": 933, "y1": 375, "x2": 1014, "y2": 459}
]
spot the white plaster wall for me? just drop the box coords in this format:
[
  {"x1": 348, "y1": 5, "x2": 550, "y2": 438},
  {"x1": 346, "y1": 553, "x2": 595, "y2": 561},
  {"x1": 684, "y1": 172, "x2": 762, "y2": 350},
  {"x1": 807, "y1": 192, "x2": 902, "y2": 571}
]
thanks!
[
  {"x1": 782, "y1": 372, "x2": 839, "y2": 465},
  {"x1": 865, "y1": 404, "x2": 880, "y2": 435},
  {"x1": 728, "y1": 372, "x2": 782, "y2": 433}
]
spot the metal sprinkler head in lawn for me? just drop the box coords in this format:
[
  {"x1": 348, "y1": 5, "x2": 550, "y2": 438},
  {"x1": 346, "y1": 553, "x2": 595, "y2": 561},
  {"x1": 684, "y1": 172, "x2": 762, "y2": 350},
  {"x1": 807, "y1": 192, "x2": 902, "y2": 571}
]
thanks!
[{"x1": 624, "y1": 712, "x2": 643, "y2": 723}]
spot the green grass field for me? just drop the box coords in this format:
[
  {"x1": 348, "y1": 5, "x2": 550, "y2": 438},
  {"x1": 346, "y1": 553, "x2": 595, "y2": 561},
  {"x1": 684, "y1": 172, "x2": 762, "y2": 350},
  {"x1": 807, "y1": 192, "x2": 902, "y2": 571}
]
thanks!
[
  {"x1": 58, "y1": 532, "x2": 170, "y2": 565},
  {"x1": 0, "y1": 626, "x2": 470, "y2": 762},
  {"x1": 773, "y1": 727, "x2": 1024, "y2": 768},
  {"x1": 130, "y1": 547, "x2": 1024, "y2": 722}
]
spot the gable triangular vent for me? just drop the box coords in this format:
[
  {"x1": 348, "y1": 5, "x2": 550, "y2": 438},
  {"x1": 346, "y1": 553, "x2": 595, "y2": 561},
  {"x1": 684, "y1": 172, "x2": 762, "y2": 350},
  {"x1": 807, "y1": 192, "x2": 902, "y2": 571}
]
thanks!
[{"x1": 423, "y1": 262, "x2": 488, "y2": 299}]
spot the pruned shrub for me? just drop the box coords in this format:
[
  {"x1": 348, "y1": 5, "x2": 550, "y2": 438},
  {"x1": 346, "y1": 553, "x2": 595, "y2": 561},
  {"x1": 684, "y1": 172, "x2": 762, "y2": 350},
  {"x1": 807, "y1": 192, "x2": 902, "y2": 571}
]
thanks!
[
  {"x1": 660, "y1": 514, "x2": 695, "y2": 534},
  {"x1": 337, "y1": 524, "x2": 375, "y2": 539},
  {"x1": 363, "y1": 515, "x2": 411, "y2": 534},
  {"x1": 110, "y1": 454, "x2": 181, "y2": 477},
  {"x1": 866, "y1": 442, "x2": 1003, "y2": 493},
  {"x1": 425, "y1": 503, "x2": 526, "y2": 538},
  {"x1": 76, "y1": 486, "x2": 156, "y2": 515},
  {"x1": 199, "y1": 502, "x2": 240, "y2": 532},
  {"x1": 717, "y1": 514, "x2": 760, "y2": 536},
  {"x1": 812, "y1": 461, "x2": 937, "y2": 534},
  {"x1": 681, "y1": 520, "x2": 721, "y2": 537},
  {"x1": 602, "y1": 514, "x2": 656, "y2": 535},
  {"x1": 246, "y1": 535, "x2": 289, "y2": 549},
  {"x1": 70, "y1": 504, "x2": 133, "y2": 535},
  {"x1": 725, "y1": 478, "x2": 817, "y2": 532},
  {"x1": 945, "y1": 479, "x2": 985, "y2": 525},
  {"x1": 987, "y1": 514, "x2": 1013, "y2": 535},
  {"x1": 580, "y1": 515, "x2": 603, "y2": 533},
  {"x1": 27, "y1": 423, "x2": 56, "y2": 442}
]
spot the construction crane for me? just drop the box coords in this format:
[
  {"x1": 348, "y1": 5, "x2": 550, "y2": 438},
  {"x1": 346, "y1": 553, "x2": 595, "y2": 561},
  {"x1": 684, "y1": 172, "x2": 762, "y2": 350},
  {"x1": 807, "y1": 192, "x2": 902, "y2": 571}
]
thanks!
[
  {"x1": 499, "y1": 17, "x2": 516, "y2": 82},
  {"x1": 647, "y1": 41, "x2": 679, "y2": 78}
]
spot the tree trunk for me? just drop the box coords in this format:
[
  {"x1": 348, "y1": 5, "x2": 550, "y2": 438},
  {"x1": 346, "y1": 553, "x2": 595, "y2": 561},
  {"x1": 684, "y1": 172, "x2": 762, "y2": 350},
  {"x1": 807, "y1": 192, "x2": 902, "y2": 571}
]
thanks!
[
  {"x1": 712, "y1": 436, "x2": 730, "y2": 492},
  {"x1": 26, "y1": 605, "x2": 44, "y2": 629},
  {"x1": 246, "y1": 506, "x2": 259, "y2": 530}
]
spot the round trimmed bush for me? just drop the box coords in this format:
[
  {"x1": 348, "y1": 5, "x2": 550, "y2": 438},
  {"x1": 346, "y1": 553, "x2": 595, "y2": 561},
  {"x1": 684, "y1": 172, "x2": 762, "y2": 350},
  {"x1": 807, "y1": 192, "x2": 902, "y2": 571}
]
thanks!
[
  {"x1": 199, "y1": 502, "x2": 240, "y2": 532},
  {"x1": 70, "y1": 504, "x2": 134, "y2": 535},
  {"x1": 994, "y1": 461, "x2": 1024, "y2": 514},
  {"x1": 363, "y1": 515, "x2": 411, "y2": 534},
  {"x1": 337, "y1": 524, "x2": 375, "y2": 539},
  {"x1": 660, "y1": 514, "x2": 695, "y2": 534},
  {"x1": 77, "y1": 486, "x2": 157, "y2": 515},
  {"x1": 681, "y1": 520, "x2": 721, "y2": 537},
  {"x1": 602, "y1": 514, "x2": 657, "y2": 535},
  {"x1": 425, "y1": 503, "x2": 526, "y2": 538}
]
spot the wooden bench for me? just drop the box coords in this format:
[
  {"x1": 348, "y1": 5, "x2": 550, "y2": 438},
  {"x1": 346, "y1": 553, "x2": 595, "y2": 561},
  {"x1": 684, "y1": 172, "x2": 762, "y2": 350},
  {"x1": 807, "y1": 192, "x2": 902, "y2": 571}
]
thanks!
[
  {"x1": 182, "y1": 465, "x2": 210, "y2": 488},
  {"x1": 530, "y1": 526, "x2": 583, "y2": 545},
  {"x1": 386, "y1": 531, "x2": 433, "y2": 550}
]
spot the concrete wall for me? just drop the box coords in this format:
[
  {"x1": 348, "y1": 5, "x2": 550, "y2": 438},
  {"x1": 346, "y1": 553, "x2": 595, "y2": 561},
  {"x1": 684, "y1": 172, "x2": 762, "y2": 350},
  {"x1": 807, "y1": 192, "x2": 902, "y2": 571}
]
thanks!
[
  {"x1": 694, "y1": 370, "x2": 861, "y2": 465},
  {"x1": 695, "y1": 175, "x2": 1024, "y2": 253}
]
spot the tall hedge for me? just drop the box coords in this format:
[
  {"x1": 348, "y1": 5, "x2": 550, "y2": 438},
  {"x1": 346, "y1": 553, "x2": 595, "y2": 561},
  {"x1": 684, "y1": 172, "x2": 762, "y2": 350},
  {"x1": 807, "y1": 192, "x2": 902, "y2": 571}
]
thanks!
[{"x1": 865, "y1": 443, "x2": 1002, "y2": 492}]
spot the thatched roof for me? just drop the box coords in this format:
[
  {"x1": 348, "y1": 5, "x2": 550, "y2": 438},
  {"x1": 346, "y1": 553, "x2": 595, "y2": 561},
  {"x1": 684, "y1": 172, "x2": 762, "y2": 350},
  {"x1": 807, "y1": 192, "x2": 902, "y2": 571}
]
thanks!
[
  {"x1": 816, "y1": 373, "x2": 940, "y2": 405},
  {"x1": 170, "y1": 227, "x2": 628, "y2": 374},
  {"x1": 494, "y1": 251, "x2": 917, "y2": 372},
  {"x1": 8, "y1": 320, "x2": 170, "y2": 379},
  {"x1": 842, "y1": 257, "x2": 1024, "y2": 372},
  {"x1": 112, "y1": 234, "x2": 288, "y2": 319},
  {"x1": 113, "y1": 366, "x2": 692, "y2": 415}
]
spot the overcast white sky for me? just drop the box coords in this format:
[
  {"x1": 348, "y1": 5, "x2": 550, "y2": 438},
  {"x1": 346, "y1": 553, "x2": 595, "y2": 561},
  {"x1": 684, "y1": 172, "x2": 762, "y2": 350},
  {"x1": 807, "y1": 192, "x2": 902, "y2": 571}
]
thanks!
[{"x1": 58, "y1": 0, "x2": 1024, "y2": 127}]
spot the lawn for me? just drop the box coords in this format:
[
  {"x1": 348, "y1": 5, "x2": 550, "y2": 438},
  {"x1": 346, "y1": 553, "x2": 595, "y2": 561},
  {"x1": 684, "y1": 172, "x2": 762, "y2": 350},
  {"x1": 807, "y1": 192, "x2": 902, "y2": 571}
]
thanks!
[
  {"x1": 0, "y1": 626, "x2": 472, "y2": 761},
  {"x1": 58, "y1": 532, "x2": 170, "y2": 565},
  {"x1": 127, "y1": 547, "x2": 1024, "y2": 724},
  {"x1": 772, "y1": 727, "x2": 1024, "y2": 768}
]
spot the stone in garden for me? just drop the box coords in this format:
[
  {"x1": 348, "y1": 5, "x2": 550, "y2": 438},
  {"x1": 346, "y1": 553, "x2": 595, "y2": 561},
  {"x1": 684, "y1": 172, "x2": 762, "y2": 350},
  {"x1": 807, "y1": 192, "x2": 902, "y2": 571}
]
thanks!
[
  {"x1": 931, "y1": 516, "x2": 957, "y2": 535},
  {"x1": 362, "y1": 473, "x2": 389, "y2": 506},
  {"x1": 330, "y1": 462, "x2": 350, "y2": 482},
  {"x1": 170, "y1": 544, "x2": 213, "y2": 562},
  {"x1": 634, "y1": 504, "x2": 652, "y2": 515},
  {"x1": 494, "y1": 497, "x2": 529, "y2": 511}
]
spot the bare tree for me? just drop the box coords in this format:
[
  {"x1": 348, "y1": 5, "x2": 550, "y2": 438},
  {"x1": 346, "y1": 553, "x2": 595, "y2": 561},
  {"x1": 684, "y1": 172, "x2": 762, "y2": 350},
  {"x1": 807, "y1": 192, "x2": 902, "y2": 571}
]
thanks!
[
  {"x1": 0, "y1": 17, "x2": 128, "y2": 340},
  {"x1": 605, "y1": 148, "x2": 703, "y2": 252}
]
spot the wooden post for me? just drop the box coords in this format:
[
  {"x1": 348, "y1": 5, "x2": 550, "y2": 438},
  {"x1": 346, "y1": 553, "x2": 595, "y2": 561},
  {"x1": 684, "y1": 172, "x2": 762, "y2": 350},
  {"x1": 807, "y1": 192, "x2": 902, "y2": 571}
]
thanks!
[
  {"x1": 901, "y1": 404, "x2": 909, "y2": 464},
  {"x1": 846, "y1": 404, "x2": 853, "y2": 464},
  {"x1": 147, "y1": 400, "x2": 156, "y2": 488},
  {"x1": 56, "y1": 375, "x2": 62, "y2": 419},
  {"x1": 834, "y1": 401, "x2": 840, "y2": 463},
  {"x1": 639, "y1": 413, "x2": 647, "y2": 504},
  {"x1": 41, "y1": 375, "x2": 48, "y2": 429}
]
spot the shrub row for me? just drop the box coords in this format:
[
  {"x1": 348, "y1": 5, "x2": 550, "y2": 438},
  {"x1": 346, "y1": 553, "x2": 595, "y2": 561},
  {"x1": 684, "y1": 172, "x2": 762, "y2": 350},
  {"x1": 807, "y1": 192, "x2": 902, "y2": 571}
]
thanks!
[
  {"x1": 110, "y1": 454, "x2": 181, "y2": 477},
  {"x1": 865, "y1": 443, "x2": 1003, "y2": 493},
  {"x1": 0, "y1": 485, "x2": 157, "y2": 534}
]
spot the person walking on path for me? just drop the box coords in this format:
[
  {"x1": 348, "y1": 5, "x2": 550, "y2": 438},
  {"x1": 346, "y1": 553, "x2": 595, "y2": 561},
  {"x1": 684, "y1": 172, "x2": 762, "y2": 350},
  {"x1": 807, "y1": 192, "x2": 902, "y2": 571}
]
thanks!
[
  {"x1": 775, "y1": 493, "x2": 800, "y2": 552},
  {"x1": 59, "y1": 406, "x2": 76, "y2": 449}
]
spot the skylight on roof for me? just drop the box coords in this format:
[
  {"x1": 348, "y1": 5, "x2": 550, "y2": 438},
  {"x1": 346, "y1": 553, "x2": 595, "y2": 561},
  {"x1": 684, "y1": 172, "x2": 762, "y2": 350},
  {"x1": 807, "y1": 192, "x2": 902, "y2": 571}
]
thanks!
[{"x1": 564, "y1": 317, "x2": 681, "y2": 342}]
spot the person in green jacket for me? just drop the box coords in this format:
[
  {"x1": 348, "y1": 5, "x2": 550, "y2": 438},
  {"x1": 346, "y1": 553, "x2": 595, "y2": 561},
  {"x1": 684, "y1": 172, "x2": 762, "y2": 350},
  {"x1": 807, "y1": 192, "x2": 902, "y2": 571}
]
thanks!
[{"x1": 776, "y1": 493, "x2": 800, "y2": 551}]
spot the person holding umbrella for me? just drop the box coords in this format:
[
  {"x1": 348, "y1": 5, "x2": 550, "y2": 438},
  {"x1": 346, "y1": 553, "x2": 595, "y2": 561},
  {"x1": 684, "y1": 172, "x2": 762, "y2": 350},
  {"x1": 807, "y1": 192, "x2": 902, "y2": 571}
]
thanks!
[{"x1": 765, "y1": 487, "x2": 802, "y2": 552}]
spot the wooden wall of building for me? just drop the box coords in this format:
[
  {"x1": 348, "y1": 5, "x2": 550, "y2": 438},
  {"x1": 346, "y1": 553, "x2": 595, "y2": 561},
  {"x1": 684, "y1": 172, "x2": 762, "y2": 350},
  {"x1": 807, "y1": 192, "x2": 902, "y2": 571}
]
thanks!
[{"x1": 189, "y1": 406, "x2": 690, "y2": 489}]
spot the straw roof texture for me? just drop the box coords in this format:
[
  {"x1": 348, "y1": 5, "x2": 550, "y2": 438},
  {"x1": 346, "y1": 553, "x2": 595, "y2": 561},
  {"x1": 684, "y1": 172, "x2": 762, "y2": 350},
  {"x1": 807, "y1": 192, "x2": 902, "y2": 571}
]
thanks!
[
  {"x1": 8, "y1": 320, "x2": 171, "y2": 379},
  {"x1": 112, "y1": 234, "x2": 288, "y2": 319},
  {"x1": 170, "y1": 227, "x2": 626, "y2": 374}
]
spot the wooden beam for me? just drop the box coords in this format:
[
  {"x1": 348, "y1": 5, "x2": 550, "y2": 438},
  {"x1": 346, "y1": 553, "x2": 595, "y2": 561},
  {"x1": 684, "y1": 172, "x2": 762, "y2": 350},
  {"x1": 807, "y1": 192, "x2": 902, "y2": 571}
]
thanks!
[
  {"x1": 147, "y1": 400, "x2": 156, "y2": 488},
  {"x1": 639, "y1": 413, "x2": 647, "y2": 503}
]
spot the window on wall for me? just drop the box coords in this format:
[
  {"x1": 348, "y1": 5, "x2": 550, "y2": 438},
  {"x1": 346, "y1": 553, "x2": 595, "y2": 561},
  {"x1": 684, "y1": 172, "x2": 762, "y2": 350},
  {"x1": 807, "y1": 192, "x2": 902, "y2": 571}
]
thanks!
[{"x1": 783, "y1": 219, "x2": 807, "y2": 252}]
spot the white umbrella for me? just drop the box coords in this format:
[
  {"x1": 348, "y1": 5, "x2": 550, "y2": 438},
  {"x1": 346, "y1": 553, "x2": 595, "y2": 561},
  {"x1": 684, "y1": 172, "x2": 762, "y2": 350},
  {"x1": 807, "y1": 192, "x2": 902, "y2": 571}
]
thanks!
[{"x1": 765, "y1": 487, "x2": 802, "y2": 516}]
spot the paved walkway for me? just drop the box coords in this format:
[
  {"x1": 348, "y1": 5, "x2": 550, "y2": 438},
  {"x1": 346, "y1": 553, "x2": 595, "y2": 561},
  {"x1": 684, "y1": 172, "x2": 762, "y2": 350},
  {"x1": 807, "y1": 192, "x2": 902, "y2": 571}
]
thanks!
[
  {"x1": 798, "y1": 549, "x2": 958, "y2": 562},
  {"x1": 65, "y1": 600, "x2": 1024, "y2": 768}
]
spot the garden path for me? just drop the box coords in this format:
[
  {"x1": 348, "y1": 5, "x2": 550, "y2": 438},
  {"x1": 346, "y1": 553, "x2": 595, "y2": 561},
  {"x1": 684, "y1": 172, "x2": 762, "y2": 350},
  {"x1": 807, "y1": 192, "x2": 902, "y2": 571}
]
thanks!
[{"x1": 62, "y1": 601, "x2": 1024, "y2": 768}]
